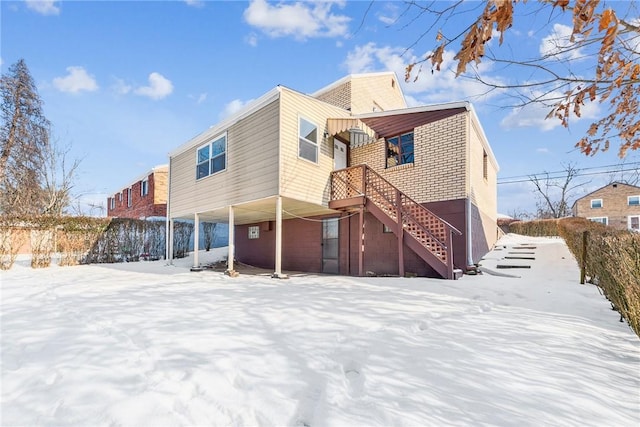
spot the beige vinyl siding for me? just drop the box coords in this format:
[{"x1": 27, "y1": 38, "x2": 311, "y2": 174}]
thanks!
[
  {"x1": 279, "y1": 88, "x2": 351, "y2": 206},
  {"x1": 350, "y1": 74, "x2": 406, "y2": 114},
  {"x1": 170, "y1": 99, "x2": 280, "y2": 218},
  {"x1": 468, "y1": 113, "x2": 498, "y2": 249}
]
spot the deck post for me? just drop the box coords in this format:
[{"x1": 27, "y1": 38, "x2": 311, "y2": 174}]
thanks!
[
  {"x1": 447, "y1": 229, "x2": 454, "y2": 279},
  {"x1": 273, "y1": 196, "x2": 288, "y2": 279},
  {"x1": 226, "y1": 205, "x2": 236, "y2": 275},
  {"x1": 396, "y1": 189, "x2": 404, "y2": 277}
]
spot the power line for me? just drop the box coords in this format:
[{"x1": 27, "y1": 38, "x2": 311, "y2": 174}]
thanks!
[
  {"x1": 497, "y1": 161, "x2": 640, "y2": 182},
  {"x1": 498, "y1": 167, "x2": 640, "y2": 185}
]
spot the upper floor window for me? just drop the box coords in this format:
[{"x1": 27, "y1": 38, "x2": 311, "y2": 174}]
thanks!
[
  {"x1": 141, "y1": 178, "x2": 149, "y2": 197},
  {"x1": 590, "y1": 199, "x2": 602, "y2": 208},
  {"x1": 127, "y1": 188, "x2": 132, "y2": 207},
  {"x1": 109, "y1": 197, "x2": 115, "y2": 210},
  {"x1": 197, "y1": 134, "x2": 227, "y2": 179},
  {"x1": 298, "y1": 117, "x2": 318, "y2": 163},
  {"x1": 386, "y1": 132, "x2": 414, "y2": 168},
  {"x1": 628, "y1": 195, "x2": 640, "y2": 206}
]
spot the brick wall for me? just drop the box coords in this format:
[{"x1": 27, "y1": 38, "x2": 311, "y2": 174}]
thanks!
[
  {"x1": 107, "y1": 170, "x2": 168, "y2": 219},
  {"x1": 315, "y1": 81, "x2": 351, "y2": 111},
  {"x1": 351, "y1": 112, "x2": 468, "y2": 204}
]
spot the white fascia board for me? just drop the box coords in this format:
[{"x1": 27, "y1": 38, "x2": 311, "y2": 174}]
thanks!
[
  {"x1": 168, "y1": 87, "x2": 281, "y2": 158},
  {"x1": 355, "y1": 101, "x2": 471, "y2": 119}
]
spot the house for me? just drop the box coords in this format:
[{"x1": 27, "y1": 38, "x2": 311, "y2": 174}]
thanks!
[
  {"x1": 166, "y1": 72, "x2": 499, "y2": 279},
  {"x1": 572, "y1": 182, "x2": 640, "y2": 231},
  {"x1": 107, "y1": 165, "x2": 168, "y2": 219}
]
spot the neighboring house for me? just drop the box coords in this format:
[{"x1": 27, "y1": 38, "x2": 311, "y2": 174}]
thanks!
[
  {"x1": 167, "y1": 72, "x2": 499, "y2": 279},
  {"x1": 107, "y1": 165, "x2": 168, "y2": 219},
  {"x1": 572, "y1": 182, "x2": 640, "y2": 231}
]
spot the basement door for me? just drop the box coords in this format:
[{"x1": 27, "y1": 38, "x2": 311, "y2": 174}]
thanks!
[{"x1": 322, "y1": 218, "x2": 340, "y2": 274}]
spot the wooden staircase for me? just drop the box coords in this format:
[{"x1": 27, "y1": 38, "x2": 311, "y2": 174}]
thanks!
[{"x1": 329, "y1": 165, "x2": 462, "y2": 279}]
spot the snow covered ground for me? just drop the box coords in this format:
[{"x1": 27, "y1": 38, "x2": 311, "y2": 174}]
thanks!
[{"x1": 1, "y1": 235, "x2": 639, "y2": 426}]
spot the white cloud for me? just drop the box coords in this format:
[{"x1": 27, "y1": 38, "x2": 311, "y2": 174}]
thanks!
[
  {"x1": 377, "y1": 3, "x2": 399, "y2": 25},
  {"x1": 344, "y1": 42, "x2": 505, "y2": 105},
  {"x1": 500, "y1": 89, "x2": 600, "y2": 131},
  {"x1": 134, "y1": 72, "x2": 173, "y2": 100},
  {"x1": 189, "y1": 93, "x2": 207, "y2": 104},
  {"x1": 25, "y1": 0, "x2": 60, "y2": 15},
  {"x1": 52, "y1": 66, "x2": 98, "y2": 93},
  {"x1": 243, "y1": 0, "x2": 350, "y2": 40},
  {"x1": 219, "y1": 98, "x2": 254, "y2": 120},
  {"x1": 536, "y1": 148, "x2": 550, "y2": 154},
  {"x1": 183, "y1": 0, "x2": 204, "y2": 8},
  {"x1": 111, "y1": 78, "x2": 132, "y2": 95},
  {"x1": 539, "y1": 23, "x2": 585, "y2": 61},
  {"x1": 245, "y1": 33, "x2": 259, "y2": 47}
]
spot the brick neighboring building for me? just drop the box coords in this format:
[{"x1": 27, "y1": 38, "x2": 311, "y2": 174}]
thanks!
[
  {"x1": 572, "y1": 182, "x2": 640, "y2": 231},
  {"x1": 107, "y1": 165, "x2": 168, "y2": 219}
]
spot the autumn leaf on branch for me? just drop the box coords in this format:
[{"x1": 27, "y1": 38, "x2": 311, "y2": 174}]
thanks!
[{"x1": 403, "y1": 0, "x2": 640, "y2": 157}]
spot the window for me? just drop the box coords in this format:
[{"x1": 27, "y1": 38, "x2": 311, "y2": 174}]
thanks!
[
  {"x1": 127, "y1": 188, "x2": 132, "y2": 207},
  {"x1": 588, "y1": 217, "x2": 608, "y2": 225},
  {"x1": 118, "y1": 192, "x2": 122, "y2": 203},
  {"x1": 629, "y1": 216, "x2": 640, "y2": 231},
  {"x1": 628, "y1": 195, "x2": 640, "y2": 206},
  {"x1": 298, "y1": 117, "x2": 318, "y2": 163},
  {"x1": 386, "y1": 132, "x2": 414, "y2": 168},
  {"x1": 109, "y1": 197, "x2": 115, "y2": 210},
  {"x1": 248, "y1": 226, "x2": 260, "y2": 239},
  {"x1": 590, "y1": 199, "x2": 603, "y2": 208},
  {"x1": 196, "y1": 134, "x2": 227, "y2": 179},
  {"x1": 141, "y1": 178, "x2": 149, "y2": 197}
]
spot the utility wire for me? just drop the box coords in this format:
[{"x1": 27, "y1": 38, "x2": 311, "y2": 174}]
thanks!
[
  {"x1": 499, "y1": 167, "x2": 640, "y2": 184},
  {"x1": 497, "y1": 161, "x2": 640, "y2": 182}
]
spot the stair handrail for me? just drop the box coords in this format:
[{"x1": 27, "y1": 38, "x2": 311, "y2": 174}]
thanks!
[{"x1": 358, "y1": 164, "x2": 462, "y2": 236}]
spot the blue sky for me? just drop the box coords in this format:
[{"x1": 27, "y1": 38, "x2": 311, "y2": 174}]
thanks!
[{"x1": 2, "y1": 0, "x2": 638, "y2": 216}]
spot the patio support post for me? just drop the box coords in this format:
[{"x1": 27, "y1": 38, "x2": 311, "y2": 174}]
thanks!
[
  {"x1": 358, "y1": 205, "x2": 364, "y2": 276},
  {"x1": 273, "y1": 196, "x2": 288, "y2": 279},
  {"x1": 226, "y1": 205, "x2": 237, "y2": 276},
  {"x1": 191, "y1": 213, "x2": 200, "y2": 270},
  {"x1": 168, "y1": 218, "x2": 174, "y2": 264}
]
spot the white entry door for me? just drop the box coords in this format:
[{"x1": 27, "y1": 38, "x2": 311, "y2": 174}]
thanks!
[{"x1": 334, "y1": 140, "x2": 347, "y2": 170}]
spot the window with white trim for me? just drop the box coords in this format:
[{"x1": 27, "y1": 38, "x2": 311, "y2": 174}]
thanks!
[
  {"x1": 197, "y1": 134, "x2": 227, "y2": 179},
  {"x1": 248, "y1": 226, "x2": 260, "y2": 239},
  {"x1": 298, "y1": 117, "x2": 318, "y2": 163},
  {"x1": 110, "y1": 197, "x2": 115, "y2": 210},
  {"x1": 590, "y1": 199, "x2": 603, "y2": 208},
  {"x1": 127, "y1": 188, "x2": 132, "y2": 207},
  {"x1": 588, "y1": 217, "x2": 608, "y2": 225},
  {"x1": 628, "y1": 195, "x2": 640, "y2": 206},
  {"x1": 141, "y1": 178, "x2": 149, "y2": 197},
  {"x1": 386, "y1": 132, "x2": 414, "y2": 168},
  {"x1": 628, "y1": 215, "x2": 640, "y2": 231}
]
